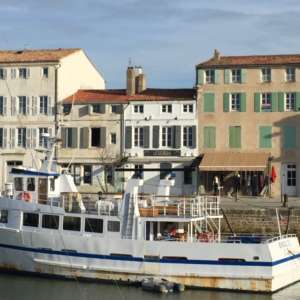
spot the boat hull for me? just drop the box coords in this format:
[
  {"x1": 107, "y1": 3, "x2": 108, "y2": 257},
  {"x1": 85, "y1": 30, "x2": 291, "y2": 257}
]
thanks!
[{"x1": 0, "y1": 230, "x2": 299, "y2": 293}]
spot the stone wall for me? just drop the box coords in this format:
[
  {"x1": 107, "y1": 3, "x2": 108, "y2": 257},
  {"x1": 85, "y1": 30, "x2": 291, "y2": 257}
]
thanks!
[{"x1": 221, "y1": 208, "x2": 300, "y2": 238}]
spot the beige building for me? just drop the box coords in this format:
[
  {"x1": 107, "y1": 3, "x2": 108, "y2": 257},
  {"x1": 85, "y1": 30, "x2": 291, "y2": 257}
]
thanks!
[
  {"x1": 58, "y1": 90, "x2": 127, "y2": 193},
  {"x1": 0, "y1": 48, "x2": 105, "y2": 190},
  {"x1": 196, "y1": 50, "x2": 300, "y2": 197}
]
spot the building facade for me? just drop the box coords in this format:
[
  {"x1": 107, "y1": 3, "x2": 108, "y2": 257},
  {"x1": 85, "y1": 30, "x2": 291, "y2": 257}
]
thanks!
[
  {"x1": 196, "y1": 50, "x2": 300, "y2": 197},
  {"x1": 58, "y1": 90, "x2": 126, "y2": 193},
  {"x1": 123, "y1": 67, "x2": 198, "y2": 196},
  {"x1": 0, "y1": 48, "x2": 105, "y2": 190}
]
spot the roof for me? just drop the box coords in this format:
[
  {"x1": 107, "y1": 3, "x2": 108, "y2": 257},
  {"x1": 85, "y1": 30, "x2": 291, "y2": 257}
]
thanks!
[
  {"x1": 197, "y1": 54, "x2": 300, "y2": 68},
  {"x1": 0, "y1": 48, "x2": 81, "y2": 64},
  {"x1": 64, "y1": 88, "x2": 196, "y2": 104},
  {"x1": 199, "y1": 152, "x2": 270, "y2": 171}
]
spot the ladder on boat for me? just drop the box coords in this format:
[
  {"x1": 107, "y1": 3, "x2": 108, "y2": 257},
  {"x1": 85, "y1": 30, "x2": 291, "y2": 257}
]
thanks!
[{"x1": 121, "y1": 193, "x2": 135, "y2": 239}]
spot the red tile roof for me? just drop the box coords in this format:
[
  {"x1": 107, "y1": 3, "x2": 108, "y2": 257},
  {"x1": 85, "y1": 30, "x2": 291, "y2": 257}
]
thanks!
[
  {"x1": 197, "y1": 54, "x2": 300, "y2": 68},
  {"x1": 64, "y1": 88, "x2": 196, "y2": 104},
  {"x1": 0, "y1": 48, "x2": 81, "y2": 63}
]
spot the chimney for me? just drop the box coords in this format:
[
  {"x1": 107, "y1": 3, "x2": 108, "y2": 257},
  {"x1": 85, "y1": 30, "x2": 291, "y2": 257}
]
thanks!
[
  {"x1": 214, "y1": 49, "x2": 221, "y2": 60},
  {"x1": 126, "y1": 66, "x2": 146, "y2": 95},
  {"x1": 136, "y1": 73, "x2": 146, "y2": 93}
]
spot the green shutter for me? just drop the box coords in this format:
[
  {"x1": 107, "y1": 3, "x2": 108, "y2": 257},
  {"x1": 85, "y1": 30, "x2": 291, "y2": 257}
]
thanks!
[
  {"x1": 241, "y1": 69, "x2": 247, "y2": 83},
  {"x1": 229, "y1": 126, "x2": 241, "y2": 148},
  {"x1": 296, "y1": 92, "x2": 300, "y2": 111},
  {"x1": 283, "y1": 126, "x2": 296, "y2": 149},
  {"x1": 224, "y1": 69, "x2": 230, "y2": 84},
  {"x1": 278, "y1": 92, "x2": 285, "y2": 112},
  {"x1": 197, "y1": 69, "x2": 204, "y2": 85},
  {"x1": 214, "y1": 70, "x2": 220, "y2": 84},
  {"x1": 203, "y1": 93, "x2": 215, "y2": 112},
  {"x1": 203, "y1": 127, "x2": 216, "y2": 148},
  {"x1": 254, "y1": 93, "x2": 261, "y2": 112},
  {"x1": 259, "y1": 126, "x2": 272, "y2": 148},
  {"x1": 271, "y1": 93, "x2": 278, "y2": 112},
  {"x1": 240, "y1": 93, "x2": 246, "y2": 112},
  {"x1": 223, "y1": 93, "x2": 229, "y2": 112}
]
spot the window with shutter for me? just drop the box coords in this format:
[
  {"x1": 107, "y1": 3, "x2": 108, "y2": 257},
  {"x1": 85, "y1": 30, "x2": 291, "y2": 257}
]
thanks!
[
  {"x1": 259, "y1": 126, "x2": 272, "y2": 148},
  {"x1": 283, "y1": 126, "x2": 296, "y2": 149},
  {"x1": 229, "y1": 126, "x2": 241, "y2": 148},
  {"x1": 203, "y1": 127, "x2": 216, "y2": 148},
  {"x1": 203, "y1": 93, "x2": 215, "y2": 112}
]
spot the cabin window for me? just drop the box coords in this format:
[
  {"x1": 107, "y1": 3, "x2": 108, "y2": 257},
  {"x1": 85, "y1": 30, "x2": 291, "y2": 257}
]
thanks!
[
  {"x1": 85, "y1": 218, "x2": 103, "y2": 233},
  {"x1": 50, "y1": 178, "x2": 55, "y2": 191},
  {"x1": 27, "y1": 178, "x2": 35, "y2": 191},
  {"x1": 107, "y1": 220, "x2": 120, "y2": 232},
  {"x1": 0, "y1": 210, "x2": 8, "y2": 223},
  {"x1": 14, "y1": 177, "x2": 23, "y2": 191},
  {"x1": 23, "y1": 213, "x2": 39, "y2": 227},
  {"x1": 42, "y1": 214, "x2": 59, "y2": 229},
  {"x1": 63, "y1": 216, "x2": 81, "y2": 231}
]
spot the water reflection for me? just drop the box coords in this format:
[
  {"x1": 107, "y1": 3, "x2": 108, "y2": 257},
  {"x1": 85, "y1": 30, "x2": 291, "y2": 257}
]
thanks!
[{"x1": 0, "y1": 274, "x2": 299, "y2": 300}]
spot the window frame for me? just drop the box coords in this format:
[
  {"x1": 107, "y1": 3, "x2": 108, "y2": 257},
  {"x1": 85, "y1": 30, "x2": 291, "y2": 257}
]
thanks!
[
  {"x1": 83, "y1": 165, "x2": 92, "y2": 184},
  {"x1": 261, "y1": 68, "x2": 271, "y2": 83},
  {"x1": 42, "y1": 67, "x2": 49, "y2": 78},
  {"x1": 183, "y1": 126, "x2": 193, "y2": 147},
  {"x1": 63, "y1": 216, "x2": 81, "y2": 232},
  {"x1": 23, "y1": 213, "x2": 39, "y2": 227},
  {"x1": 285, "y1": 92, "x2": 296, "y2": 112},
  {"x1": 230, "y1": 93, "x2": 241, "y2": 112},
  {"x1": 42, "y1": 214, "x2": 59, "y2": 230},
  {"x1": 39, "y1": 127, "x2": 49, "y2": 148},
  {"x1": 17, "y1": 127, "x2": 26, "y2": 148},
  {"x1": 39, "y1": 96, "x2": 48, "y2": 115},
  {"x1": 107, "y1": 220, "x2": 120, "y2": 232},
  {"x1": 161, "y1": 104, "x2": 172, "y2": 113},
  {"x1": 18, "y1": 68, "x2": 28, "y2": 79},
  {"x1": 85, "y1": 218, "x2": 103, "y2": 233},
  {"x1": 286, "y1": 67, "x2": 296, "y2": 82},
  {"x1": 18, "y1": 96, "x2": 27, "y2": 115},
  {"x1": 161, "y1": 126, "x2": 172, "y2": 147},
  {"x1": 231, "y1": 69, "x2": 242, "y2": 83},
  {"x1": 110, "y1": 133, "x2": 117, "y2": 144},
  {"x1": 261, "y1": 93, "x2": 272, "y2": 112},
  {"x1": 183, "y1": 104, "x2": 194, "y2": 113},
  {"x1": 133, "y1": 104, "x2": 144, "y2": 113},
  {"x1": 205, "y1": 69, "x2": 215, "y2": 84},
  {"x1": 134, "y1": 127, "x2": 144, "y2": 147}
]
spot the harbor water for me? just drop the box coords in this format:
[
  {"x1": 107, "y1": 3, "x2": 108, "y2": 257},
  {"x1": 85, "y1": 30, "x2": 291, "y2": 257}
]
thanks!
[{"x1": 1, "y1": 274, "x2": 300, "y2": 300}]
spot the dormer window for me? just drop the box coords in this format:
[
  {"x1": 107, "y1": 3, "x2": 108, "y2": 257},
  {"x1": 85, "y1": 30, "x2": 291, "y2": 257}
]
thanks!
[{"x1": 286, "y1": 67, "x2": 295, "y2": 82}]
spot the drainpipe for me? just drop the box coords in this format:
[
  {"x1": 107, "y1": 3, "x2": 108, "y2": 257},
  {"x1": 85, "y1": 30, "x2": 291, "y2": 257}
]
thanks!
[{"x1": 54, "y1": 64, "x2": 61, "y2": 165}]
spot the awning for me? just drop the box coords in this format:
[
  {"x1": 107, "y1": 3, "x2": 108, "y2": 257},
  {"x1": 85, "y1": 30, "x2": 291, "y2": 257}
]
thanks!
[{"x1": 199, "y1": 152, "x2": 270, "y2": 171}]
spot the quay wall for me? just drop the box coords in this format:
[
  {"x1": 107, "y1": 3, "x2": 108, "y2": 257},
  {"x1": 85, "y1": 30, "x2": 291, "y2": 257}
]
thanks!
[{"x1": 221, "y1": 207, "x2": 300, "y2": 238}]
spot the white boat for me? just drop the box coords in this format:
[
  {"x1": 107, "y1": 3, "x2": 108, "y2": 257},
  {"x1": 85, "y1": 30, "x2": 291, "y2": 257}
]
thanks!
[{"x1": 0, "y1": 162, "x2": 300, "y2": 293}]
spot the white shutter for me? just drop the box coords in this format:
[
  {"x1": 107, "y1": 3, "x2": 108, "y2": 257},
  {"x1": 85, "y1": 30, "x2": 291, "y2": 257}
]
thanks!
[
  {"x1": 47, "y1": 96, "x2": 52, "y2": 115},
  {"x1": 11, "y1": 69, "x2": 16, "y2": 79},
  {"x1": 26, "y1": 128, "x2": 31, "y2": 148},
  {"x1": 3, "y1": 128, "x2": 7, "y2": 148},
  {"x1": 3, "y1": 69, "x2": 7, "y2": 79},
  {"x1": 31, "y1": 96, "x2": 36, "y2": 115},
  {"x1": 26, "y1": 96, "x2": 30, "y2": 115},
  {"x1": 10, "y1": 128, "x2": 15, "y2": 148},
  {"x1": 11, "y1": 97, "x2": 16, "y2": 116},
  {"x1": 26, "y1": 68, "x2": 30, "y2": 79},
  {"x1": 3, "y1": 97, "x2": 7, "y2": 115},
  {"x1": 31, "y1": 128, "x2": 37, "y2": 149}
]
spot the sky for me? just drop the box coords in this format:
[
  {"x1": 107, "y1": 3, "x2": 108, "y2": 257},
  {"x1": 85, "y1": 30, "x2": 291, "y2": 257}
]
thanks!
[{"x1": 1, "y1": 0, "x2": 300, "y2": 89}]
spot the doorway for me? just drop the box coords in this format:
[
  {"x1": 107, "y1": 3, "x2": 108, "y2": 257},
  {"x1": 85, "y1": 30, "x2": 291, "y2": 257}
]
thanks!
[{"x1": 281, "y1": 163, "x2": 297, "y2": 196}]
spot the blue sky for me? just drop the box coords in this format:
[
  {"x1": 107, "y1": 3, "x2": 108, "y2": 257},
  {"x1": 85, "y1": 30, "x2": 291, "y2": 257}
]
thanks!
[{"x1": 1, "y1": 0, "x2": 300, "y2": 88}]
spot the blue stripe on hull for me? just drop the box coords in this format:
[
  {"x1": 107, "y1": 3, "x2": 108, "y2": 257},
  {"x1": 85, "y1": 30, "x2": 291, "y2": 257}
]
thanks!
[{"x1": 0, "y1": 242, "x2": 299, "y2": 267}]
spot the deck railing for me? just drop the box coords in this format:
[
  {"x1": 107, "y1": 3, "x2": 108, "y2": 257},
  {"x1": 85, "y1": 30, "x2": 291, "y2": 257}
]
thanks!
[{"x1": 138, "y1": 195, "x2": 221, "y2": 218}]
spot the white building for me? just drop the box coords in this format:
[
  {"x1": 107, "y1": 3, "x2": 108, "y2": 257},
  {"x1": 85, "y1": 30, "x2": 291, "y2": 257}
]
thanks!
[
  {"x1": 122, "y1": 67, "x2": 198, "y2": 196},
  {"x1": 0, "y1": 48, "x2": 105, "y2": 190}
]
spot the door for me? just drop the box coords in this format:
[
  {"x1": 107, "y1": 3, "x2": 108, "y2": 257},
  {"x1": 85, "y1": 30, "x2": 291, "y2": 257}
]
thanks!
[{"x1": 282, "y1": 163, "x2": 297, "y2": 196}]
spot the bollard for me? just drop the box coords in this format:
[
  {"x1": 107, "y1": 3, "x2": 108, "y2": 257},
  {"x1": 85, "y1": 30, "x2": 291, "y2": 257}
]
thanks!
[{"x1": 283, "y1": 194, "x2": 288, "y2": 207}]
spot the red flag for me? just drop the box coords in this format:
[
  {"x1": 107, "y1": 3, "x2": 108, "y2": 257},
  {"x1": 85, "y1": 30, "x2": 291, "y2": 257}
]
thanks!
[{"x1": 271, "y1": 166, "x2": 277, "y2": 183}]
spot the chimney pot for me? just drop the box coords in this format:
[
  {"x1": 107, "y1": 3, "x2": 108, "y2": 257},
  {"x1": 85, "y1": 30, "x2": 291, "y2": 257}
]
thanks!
[{"x1": 214, "y1": 49, "x2": 221, "y2": 60}]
